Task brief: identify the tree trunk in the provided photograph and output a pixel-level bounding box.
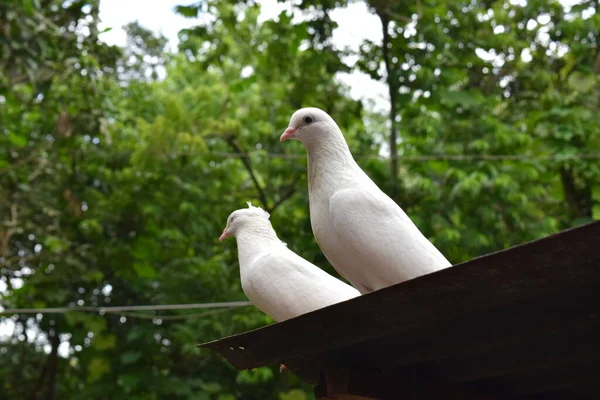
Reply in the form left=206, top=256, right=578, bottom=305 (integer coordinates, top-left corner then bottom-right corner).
left=378, top=12, right=399, bottom=199
left=560, top=167, right=592, bottom=221
left=46, top=326, right=60, bottom=400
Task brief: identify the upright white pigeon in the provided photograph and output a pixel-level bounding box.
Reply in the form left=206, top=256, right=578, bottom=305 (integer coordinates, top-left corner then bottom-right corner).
left=219, top=202, right=360, bottom=322
left=280, top=107, right=452, bottom=293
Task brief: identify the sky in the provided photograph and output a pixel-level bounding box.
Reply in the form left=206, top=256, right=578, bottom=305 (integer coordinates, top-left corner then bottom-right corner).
left=97, top=0, right=390, bottom=110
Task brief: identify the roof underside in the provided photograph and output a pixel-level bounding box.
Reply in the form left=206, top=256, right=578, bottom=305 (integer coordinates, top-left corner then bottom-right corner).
left=201, top=221, right=600, bottom=399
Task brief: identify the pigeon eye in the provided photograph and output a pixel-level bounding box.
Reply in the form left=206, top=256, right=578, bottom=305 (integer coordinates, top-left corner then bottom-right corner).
left=304, top=116, right=313, bottom=124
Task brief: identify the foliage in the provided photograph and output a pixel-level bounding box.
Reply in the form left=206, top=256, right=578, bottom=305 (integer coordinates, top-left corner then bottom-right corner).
left=1, top=0, right=599, bottom=399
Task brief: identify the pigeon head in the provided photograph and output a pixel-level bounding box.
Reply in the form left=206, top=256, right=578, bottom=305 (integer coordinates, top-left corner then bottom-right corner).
left=280, top=107, right=341, bottom=145
left=219, top=202, right=271, bottom=241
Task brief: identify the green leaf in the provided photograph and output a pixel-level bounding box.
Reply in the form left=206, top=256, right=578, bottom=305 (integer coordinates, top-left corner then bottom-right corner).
left=93, top=334, right=117, bottom=351
left=236, top=367, right=274, bottom=384
left=559, top=53, right=576, bottom=80
left=133, top=261, right=157, bottom=278
left=593, top=205, right=600, bottom=221
left=174, top=5, right=199, bottom=18
left=126, top=329, right=143, bottom=342
left=179, top=201, right=197, bottom=213
left=279, top=389, right=307, bottom=400
left=44, top=235, right=69, bottom=253
left=121, top=351, right=142, bottom=364
left=119, top=373, right=140, bottom=388
left=440, top=89, right=484, bottom=107
left=79, top=219, right=104, bottom=236
left=592, top=187, right=600, bottom=202
left=567, top=72, right=596, bottom=93
left=199, top=382, right=222, bottom=394
left=133, top=237, right=159, bottom=260
left=88, top=357, right=111, bottom=382
left=9, top=133, right=28, bottom=147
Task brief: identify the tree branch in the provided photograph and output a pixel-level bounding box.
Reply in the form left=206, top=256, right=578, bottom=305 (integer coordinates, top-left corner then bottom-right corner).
left=225, top=138, right=269, bottom=211
left=382, top=8, right=411, bottom=23
left=30, top=348, right=50, bottom=400
left=28, top=158, right=48, bottom=182
left=0, top=151, right=40, bottom=173
left=560, top=167, right=585, bottom=219
left=1, top=203, right=19, bottom=257
left=45, top=327, right=59, bottom=400
left=377, top=11, right=400, bottom=199
left=269, top=173, right=303, bottom=214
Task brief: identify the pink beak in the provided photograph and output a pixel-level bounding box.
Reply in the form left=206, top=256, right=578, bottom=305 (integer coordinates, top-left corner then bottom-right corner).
left=218, top=228, right=229, bottom=242
left=280, top=126, right=296, bottom=142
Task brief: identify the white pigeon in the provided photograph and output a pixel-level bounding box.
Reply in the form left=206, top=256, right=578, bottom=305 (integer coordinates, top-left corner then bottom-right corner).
left=219, top=202, right=360, bottom=322
left=280, top=107, right=452, bottom=293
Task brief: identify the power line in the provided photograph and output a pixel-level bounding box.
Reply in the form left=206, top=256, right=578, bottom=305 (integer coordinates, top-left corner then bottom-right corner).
left=4, top=151, right=598, bottom=177
left=207, top=151, right=600, bottom=161
left=115, top=307, right=246, bottom=321
left=0, top=301, right=252, bottom=316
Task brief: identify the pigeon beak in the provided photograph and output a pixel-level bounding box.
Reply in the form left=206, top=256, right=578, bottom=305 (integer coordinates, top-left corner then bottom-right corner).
left=280, top=126, right=296, bottom=142
left=218, top=228, right=229, bottom=241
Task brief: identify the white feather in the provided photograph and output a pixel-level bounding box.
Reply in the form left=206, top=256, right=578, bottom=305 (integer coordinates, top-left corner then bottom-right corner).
left=283, top=107, right=452, bottom=293
left=225, top=204, right=359, bottom=322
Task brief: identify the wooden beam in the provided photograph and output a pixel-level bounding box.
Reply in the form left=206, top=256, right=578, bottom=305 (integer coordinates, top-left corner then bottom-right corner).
left=315, top=368, right=502, bottom=400
left=345, top=284, right=599, bottom=372
left=426, top=319, right=600, bottom=382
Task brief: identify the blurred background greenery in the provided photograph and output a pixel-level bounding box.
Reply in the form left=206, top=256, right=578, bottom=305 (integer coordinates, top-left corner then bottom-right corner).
left=1, top=0, right=599, bottom=399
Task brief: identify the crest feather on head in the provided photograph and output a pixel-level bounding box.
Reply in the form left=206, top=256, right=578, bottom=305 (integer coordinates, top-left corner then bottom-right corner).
left=245, top=202, right=270, bottom=220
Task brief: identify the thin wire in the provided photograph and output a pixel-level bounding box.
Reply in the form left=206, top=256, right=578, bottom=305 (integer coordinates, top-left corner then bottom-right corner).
left=206, top=151, right=600, bottom=161
left=0, top=301, right=252, bottom=315
left=106, top=306, right=251, bottom=320
left=3, top=151, right=598, bottom=176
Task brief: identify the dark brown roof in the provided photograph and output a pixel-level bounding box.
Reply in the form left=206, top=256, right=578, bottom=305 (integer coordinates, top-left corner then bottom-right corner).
left=200, top=221, right=600, bottom=399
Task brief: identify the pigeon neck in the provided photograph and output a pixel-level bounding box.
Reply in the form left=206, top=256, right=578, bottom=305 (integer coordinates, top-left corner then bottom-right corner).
left=305, top=130, right=360, bottom=189
left=235, top=224, right=283, bottom=265
left=304, top=126, right=353, bottom=160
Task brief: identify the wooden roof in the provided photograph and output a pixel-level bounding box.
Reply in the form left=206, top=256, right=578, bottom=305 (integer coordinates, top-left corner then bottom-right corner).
left=200, top=221, right=600, bottom=399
